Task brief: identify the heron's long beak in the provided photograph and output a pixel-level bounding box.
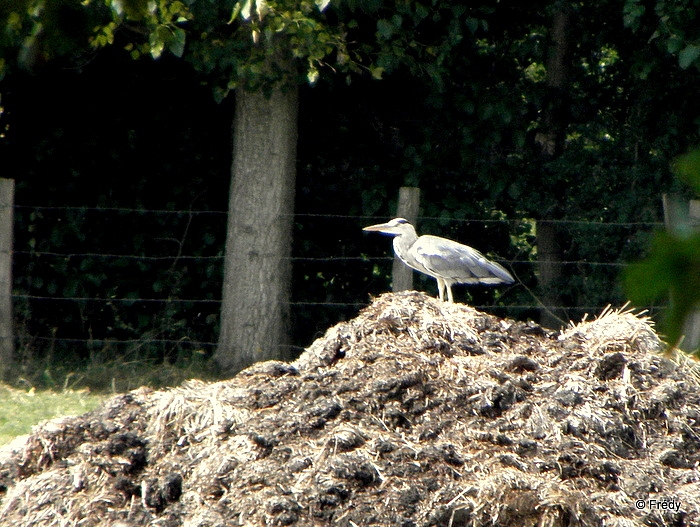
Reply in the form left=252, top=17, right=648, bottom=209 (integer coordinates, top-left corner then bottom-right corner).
left=363, top=222, right=394, bottom=232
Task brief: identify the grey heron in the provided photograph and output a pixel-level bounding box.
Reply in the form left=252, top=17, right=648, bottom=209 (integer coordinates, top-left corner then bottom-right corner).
left=363, top=217, right=514, bottom=303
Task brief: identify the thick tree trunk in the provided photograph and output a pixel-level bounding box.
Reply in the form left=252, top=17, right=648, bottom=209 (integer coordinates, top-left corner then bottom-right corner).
left=214, top=87, right=298, bottom=375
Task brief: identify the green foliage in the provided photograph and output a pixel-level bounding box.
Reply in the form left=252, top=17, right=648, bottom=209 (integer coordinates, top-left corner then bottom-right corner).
left=81, top=0, right=353, bottom=97
left=0, top=0, right=108, bottom=76
left=626, top=231, right=700, bottom=347
left=624, top=0, right=700, bottom=70
left=675, top=148, right=700, bottom=189
left=0, top=0, right=356, bottom=96
left=83, top=0, right=191, bottom=59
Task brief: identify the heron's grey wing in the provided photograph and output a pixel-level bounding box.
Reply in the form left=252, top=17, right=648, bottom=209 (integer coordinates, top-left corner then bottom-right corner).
left=412, top=235, right=514, bottom=285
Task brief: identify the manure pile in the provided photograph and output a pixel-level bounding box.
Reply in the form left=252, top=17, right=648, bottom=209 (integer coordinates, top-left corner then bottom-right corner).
left=1, top=291, right=700, bottom=527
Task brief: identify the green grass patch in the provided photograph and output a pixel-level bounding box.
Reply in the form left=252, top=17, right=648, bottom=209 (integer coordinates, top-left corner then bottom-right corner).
left=0, top=350, right=223, bottom=446
left=0, top=383, right=108, bottom=446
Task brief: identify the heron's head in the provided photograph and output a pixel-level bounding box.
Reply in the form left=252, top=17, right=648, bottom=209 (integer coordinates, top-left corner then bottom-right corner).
left=362, top=218, right=415, bottom=237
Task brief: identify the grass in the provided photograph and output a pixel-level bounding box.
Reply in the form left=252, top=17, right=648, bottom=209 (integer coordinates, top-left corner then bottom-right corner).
left=0, top=383, right=108, bottom=446
left=0, top=350, right=223, bottom=447
left=12, top=347, right=221, bottom=392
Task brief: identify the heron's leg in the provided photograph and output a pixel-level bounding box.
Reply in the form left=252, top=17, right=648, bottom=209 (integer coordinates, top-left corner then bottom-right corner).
left=446, top=285, right=454, bottom=303
left=436, top=278, right=445, bottom=301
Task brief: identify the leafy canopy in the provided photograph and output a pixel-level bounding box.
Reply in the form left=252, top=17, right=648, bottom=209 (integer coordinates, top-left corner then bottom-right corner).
left=1, top=0, right=352, bottom=98
left=625, top=0, right=700, bottom=71
left=1, top=0, right=505, bottom=100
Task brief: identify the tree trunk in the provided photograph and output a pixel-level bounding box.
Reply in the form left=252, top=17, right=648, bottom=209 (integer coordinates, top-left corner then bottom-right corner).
left=535, top=7, right=571, bottom=158
left=214, top=86, right=298, bottom=375
left=537, top=6, right=571, bottom=327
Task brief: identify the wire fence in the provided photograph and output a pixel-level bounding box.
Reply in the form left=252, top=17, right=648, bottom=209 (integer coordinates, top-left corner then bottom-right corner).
left=7, top=205, right=664, bottom=360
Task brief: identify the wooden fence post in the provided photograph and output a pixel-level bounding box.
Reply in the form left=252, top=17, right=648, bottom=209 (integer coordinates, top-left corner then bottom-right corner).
left=537, top=219, right=566, bottom=329
left=0, top=179, right=14, bottom=377
left=663, top=194, right=700, bottom=350
left=392, top=187, right=420, bottom=293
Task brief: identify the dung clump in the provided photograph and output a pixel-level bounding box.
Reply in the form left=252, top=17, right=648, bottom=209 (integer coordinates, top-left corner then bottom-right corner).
left=1, top=291, right=699, bottom=526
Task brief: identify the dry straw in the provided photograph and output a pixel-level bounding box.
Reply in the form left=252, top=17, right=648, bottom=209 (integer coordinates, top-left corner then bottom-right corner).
left=1, top=291, right=699, bottom=526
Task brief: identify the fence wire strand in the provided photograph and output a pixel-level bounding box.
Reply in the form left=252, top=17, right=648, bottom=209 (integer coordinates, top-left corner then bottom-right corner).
left=6, top=206, right=664, bottom=355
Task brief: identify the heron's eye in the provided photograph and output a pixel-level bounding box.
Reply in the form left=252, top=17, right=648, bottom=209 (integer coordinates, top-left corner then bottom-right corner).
left=395, top=219, right=408, bottom=224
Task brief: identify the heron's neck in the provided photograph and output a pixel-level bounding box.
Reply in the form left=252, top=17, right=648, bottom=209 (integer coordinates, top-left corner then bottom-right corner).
left=392, top=229, right=418, bottom=262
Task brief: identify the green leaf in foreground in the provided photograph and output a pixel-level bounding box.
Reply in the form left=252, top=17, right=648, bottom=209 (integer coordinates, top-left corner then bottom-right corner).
left=674, top=149, right=700, bottom=192
left=625, top=231, right=700, bottom=348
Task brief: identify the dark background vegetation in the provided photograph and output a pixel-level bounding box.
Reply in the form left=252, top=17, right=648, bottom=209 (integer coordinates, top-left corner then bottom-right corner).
left=1, top=0, right=699, bottom=387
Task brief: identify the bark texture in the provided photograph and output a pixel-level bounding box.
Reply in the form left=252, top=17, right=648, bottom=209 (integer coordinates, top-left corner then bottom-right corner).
left=214, top=87, right=298, bottom=375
